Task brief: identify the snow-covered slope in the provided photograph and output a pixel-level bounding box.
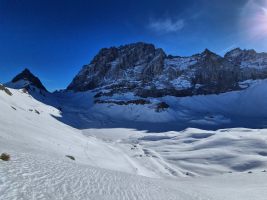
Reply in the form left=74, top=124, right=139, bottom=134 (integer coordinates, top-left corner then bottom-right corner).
left=173, top=78, right=267, bottom=118
left=83, top=127, right=267, bottom=177
left=57, top=79, right=267, bottom=131
left=2, top=68, right=267, bottom=200
left=5, top=78, right=265, bottom=177
left=1, top=84, right=267, bottom=199
left=0, top=86, right=157, bottom=176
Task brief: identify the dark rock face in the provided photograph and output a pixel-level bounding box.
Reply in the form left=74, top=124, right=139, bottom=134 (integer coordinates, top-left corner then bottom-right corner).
left=225, top=48, right=267, bottom=80
left=67, top=42, right=166, bottom=92
left=12, top=68, right=47, bottom=91
left=191, top=49, right=240, bottom=94
left=67, top=42, right=267, bottom=98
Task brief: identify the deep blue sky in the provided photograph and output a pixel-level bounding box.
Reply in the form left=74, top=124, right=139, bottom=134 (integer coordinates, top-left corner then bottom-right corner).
left=1, top=0, right=267, bottom=91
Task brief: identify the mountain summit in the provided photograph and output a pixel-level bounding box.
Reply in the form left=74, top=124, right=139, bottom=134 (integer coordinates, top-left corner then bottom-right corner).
left=67, top=42, right=166, bottom=92
left=9, top=68, right=47, bottom=91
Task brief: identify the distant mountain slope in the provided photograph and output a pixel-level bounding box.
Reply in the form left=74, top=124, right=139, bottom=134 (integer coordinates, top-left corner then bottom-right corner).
left=6, top=68, right=47, bottom=91
left=67, top=42, right=267, bottom=98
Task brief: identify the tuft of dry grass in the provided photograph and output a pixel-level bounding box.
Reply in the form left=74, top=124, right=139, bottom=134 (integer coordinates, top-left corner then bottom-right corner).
left=0, top=153, right=10, bottom=161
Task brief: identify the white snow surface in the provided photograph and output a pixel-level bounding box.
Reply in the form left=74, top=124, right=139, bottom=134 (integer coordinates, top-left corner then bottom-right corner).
left=1, top=152, right=267, bottom=200
left=82, top=79, right=267, bottom=127
left=1, top=83, right=267, bottom=199
left=0, top=88, right=154, bottom=176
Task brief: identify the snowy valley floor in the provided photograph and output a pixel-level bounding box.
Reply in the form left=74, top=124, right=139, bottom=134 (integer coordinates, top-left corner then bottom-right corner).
left=1, top=86, right=267, bottom=199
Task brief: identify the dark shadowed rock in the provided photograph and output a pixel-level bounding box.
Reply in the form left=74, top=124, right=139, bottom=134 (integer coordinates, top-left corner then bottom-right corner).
left=191, top=49, right=240, bottom=94
left=11, top=68, right=47, bottom=92
left=67, top=42, right=166, bottom=92
left=225, top=48, right=267, bottom=80
left=0, top=85, right=12, bottom=96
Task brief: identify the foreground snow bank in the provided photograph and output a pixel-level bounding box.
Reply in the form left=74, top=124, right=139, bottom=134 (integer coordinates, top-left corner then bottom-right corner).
left=0, top=152, right=194, bottom=200
left=1, top=152, right=267, bottom=200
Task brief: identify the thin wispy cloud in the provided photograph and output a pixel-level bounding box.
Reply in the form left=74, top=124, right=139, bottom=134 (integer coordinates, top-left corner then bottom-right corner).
left=148, top=18, right=185, bottom=34
left=240, top=0, right=267, bottom=40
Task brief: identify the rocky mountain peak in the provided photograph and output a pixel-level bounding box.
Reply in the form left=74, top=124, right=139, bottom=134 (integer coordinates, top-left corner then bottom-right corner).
left=199, top=49, right=220, bottom=59
left=67, top=42, right=166, bottom=91
left=202, top=48, right=213, bottom=54
left=225, top=48, right=256, bottom=59
left=90, top=42, right=158, bottom=64
left=11, top=68, right=47, bottom=91
left=67, top=42, right=267, bottom=98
